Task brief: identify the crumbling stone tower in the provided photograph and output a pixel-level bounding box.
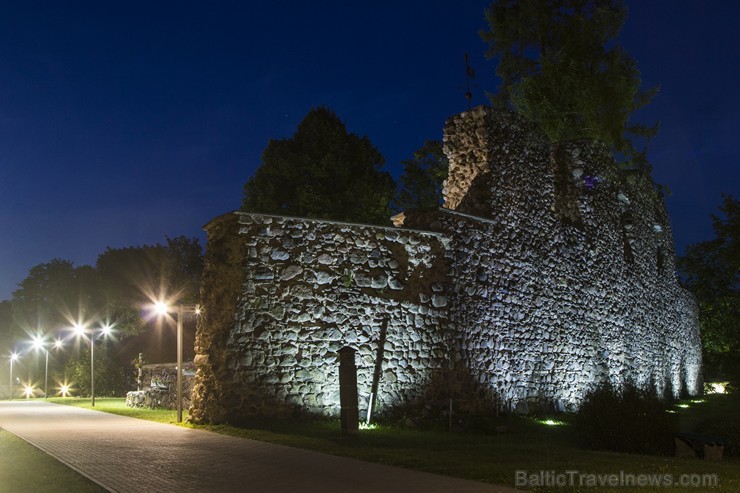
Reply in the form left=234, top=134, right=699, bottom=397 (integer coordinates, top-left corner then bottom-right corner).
left=428, top=107, right=700, bottom=411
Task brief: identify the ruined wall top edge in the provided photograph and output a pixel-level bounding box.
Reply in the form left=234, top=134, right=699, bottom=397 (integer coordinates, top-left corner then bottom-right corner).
left=231, top=211, right=447, bottom=238
left=441, top=106, right=668, bottom=227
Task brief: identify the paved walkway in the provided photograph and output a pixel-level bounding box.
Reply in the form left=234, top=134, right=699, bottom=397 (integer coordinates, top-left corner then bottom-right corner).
left=0, top=401, right=524, bottom=493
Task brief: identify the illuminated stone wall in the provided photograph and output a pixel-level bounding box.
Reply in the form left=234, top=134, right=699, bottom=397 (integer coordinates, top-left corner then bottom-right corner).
left=191, top=213, right=453, bottom=420
left=431, top=107, right=701, bottom=411
left=190, top=107, right=702, bottom=423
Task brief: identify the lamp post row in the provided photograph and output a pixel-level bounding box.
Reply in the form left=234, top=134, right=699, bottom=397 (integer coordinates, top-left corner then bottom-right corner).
left=7, top=331, right=93, bottom=401
left=6, top=303, right=200, bottom=421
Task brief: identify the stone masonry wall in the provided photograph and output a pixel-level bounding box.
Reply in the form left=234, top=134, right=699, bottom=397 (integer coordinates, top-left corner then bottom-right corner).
left=190, top=213, right=249, bottom=423
left=190, top=106, right=702, bottom=423
left=192, top=213, right=451, bottom=421
left=433, top=107, right=701, bottom=411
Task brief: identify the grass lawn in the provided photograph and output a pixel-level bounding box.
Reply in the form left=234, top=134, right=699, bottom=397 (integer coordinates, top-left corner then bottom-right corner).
left=46, top=394, right=740, bottom=492
left=48, top=397, right=179, bottom=423
left=0, top=428, right=105, bottom=493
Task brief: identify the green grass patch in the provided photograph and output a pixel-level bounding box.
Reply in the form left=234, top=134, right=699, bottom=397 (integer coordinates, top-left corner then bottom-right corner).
left=48, top=395, right=740, bottom=492
left=47, top=397, right=179, bottom=424
left=0, top=428, right=105, bottom=493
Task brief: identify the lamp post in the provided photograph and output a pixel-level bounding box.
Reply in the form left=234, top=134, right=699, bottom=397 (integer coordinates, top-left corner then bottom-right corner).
left=31, top=335, right=60, bottom=399
left=155, top=302, right=200, bottom=423
left=31, top=336, right=49, bottom=399
left=8, top=352, right=19, bottom=400
left=73, top=323, right=111, bottom=407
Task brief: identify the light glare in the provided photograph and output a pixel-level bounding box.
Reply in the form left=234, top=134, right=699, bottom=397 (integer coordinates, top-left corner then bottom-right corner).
left=73, top=324, right=86, bottom=336
left=56, top=379, right=73, bottom=397
left=32, top=335, right=44, bottom=349
left=155, top=301, right=169, bottom=315
left=708, top=382, right=728, bottom=395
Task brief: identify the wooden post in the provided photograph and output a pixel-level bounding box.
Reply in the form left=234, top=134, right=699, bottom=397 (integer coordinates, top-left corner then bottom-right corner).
left=338, top=346, right=359, bottom=435
left=367, top=319, right=388, bottom=424
left=449, top=398, right=453, bottom=432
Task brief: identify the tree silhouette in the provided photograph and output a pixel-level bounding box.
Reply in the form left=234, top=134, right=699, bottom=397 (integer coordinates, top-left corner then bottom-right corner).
left=678, top=195, right=739, bottom=360
left=241, top=107, right=395, bottom=225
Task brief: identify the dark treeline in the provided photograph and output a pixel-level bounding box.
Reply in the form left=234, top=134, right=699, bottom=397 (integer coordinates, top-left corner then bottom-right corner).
left=0, top=236, right=203, bottom=397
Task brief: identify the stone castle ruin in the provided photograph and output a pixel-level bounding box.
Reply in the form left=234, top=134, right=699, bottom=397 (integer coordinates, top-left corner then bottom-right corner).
left=189, top=107, right=702, bottom=424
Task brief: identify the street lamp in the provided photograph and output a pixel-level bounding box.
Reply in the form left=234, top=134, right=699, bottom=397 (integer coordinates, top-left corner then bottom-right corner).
left=154, top=301, right=201, bottom=423
left=31, top=335, right=60, bottom=399
left=8, top=352, right=19, bottom=400
left=73, top=323, right=112, bottom=407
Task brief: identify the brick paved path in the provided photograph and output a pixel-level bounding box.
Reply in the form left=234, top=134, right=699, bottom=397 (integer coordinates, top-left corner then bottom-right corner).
left=0, top=401, right=524, bottom=493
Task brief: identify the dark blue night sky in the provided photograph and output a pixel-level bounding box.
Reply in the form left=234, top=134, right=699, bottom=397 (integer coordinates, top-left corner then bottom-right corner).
left=1, top=1, right=738, bottom=300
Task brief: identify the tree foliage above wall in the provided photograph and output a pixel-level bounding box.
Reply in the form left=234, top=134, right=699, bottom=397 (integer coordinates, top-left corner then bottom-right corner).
left=394, top=140, right=449, bottom=212
left=241, top=107, right=396, bottom=225
left=481, top=0, right=658, bottom=169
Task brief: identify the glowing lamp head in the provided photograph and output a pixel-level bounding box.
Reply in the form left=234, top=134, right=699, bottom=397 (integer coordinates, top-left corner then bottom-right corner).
left=10, top=352, right=19, bottom=362
left=59, top=384, right=70, bottom=397
left=73, top=324, right=86, bottom=337
left=32, top=335, right=44, bottom=350
left=54, top=339, right=63, bottom=349
left=101, top=325, right=112, bottom=336
left=24, top=385, right=34, bottom=398
left=155, top=301, right=169, bottom=316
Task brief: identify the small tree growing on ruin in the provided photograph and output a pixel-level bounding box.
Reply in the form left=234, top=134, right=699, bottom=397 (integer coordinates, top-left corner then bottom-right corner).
left=394, top=140, right=448, bottom=211
left=241, top=107, right=396, bottom=225
left=481, top=0, right=658, bottom=169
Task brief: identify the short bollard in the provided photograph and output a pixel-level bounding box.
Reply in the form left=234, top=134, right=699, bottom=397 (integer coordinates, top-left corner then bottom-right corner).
left=338, top=346, right=359, bottom=435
